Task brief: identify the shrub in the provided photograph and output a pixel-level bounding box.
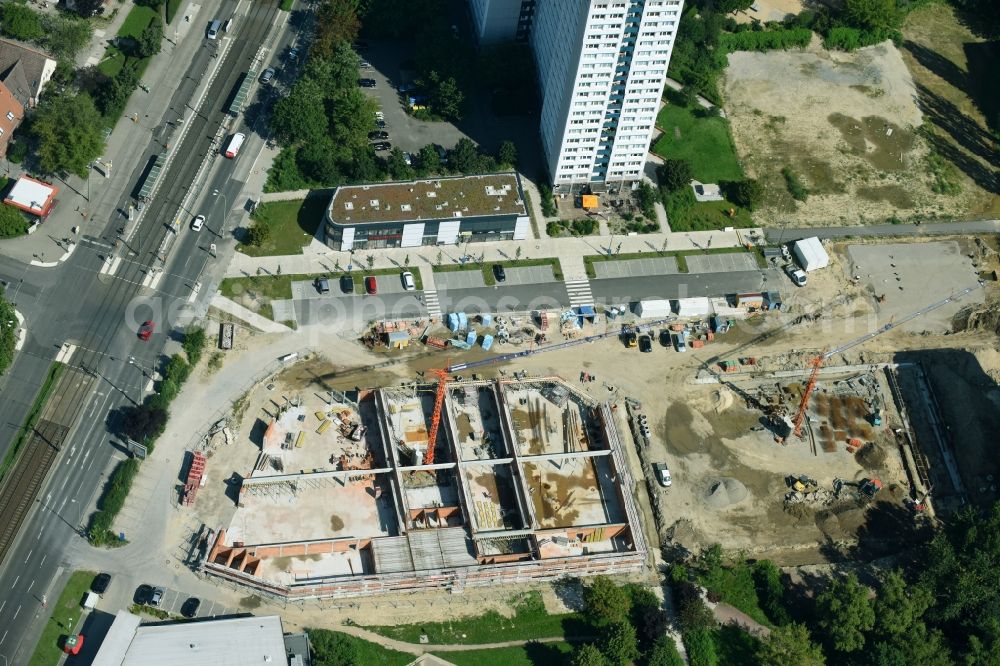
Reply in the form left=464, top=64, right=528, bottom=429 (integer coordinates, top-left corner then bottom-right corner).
left=546, top=221, right=562, bottom=236
left=720, top=27, right=812, bottom=52
left=571, top=218, right=598, bottom=235
left=753, top=560, right=793, bottom=625
left=539, top=184, right=558, bottom=217
left=724, top=179, right=764, bottom=211
left=657, top=159, right=694, bottom=193
left=636, top=181, right=658, bottom=218
left=182, top=327, right=206, bottom=366
left=246, top=222, right=271, bottom=247
left=87, top=458, right=141, bottom=545
left=781, top=166, right=809, bottom=201
left=684, top=629, right=720, bottom=666
left=823, top=26, right=900, bottom=50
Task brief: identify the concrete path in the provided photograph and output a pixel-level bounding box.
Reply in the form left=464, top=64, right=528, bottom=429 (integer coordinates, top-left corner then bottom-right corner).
left=335, top=624, right=585, bottom=655
left=663, top=77, right=725, bottom=117
left=210, top=294, right=293, bottom=332
left=767, top=219, right=1000, bottom=242
left=224, top=227, right=759, bottom=278
left=712, top=601, right=772, bottom=639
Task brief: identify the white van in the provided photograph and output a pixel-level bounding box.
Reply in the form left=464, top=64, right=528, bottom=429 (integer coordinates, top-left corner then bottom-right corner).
left=207, top=20, right=221, bottom=40
left=224, top=133, right=245, bottom=158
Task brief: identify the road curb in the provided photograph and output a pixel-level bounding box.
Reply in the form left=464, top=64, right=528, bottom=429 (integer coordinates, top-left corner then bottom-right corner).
left=29, top=242, right=77, bottom=268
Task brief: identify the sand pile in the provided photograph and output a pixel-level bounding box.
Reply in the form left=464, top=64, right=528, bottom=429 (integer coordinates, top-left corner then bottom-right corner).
left=704, top=478, right=749, bottom=508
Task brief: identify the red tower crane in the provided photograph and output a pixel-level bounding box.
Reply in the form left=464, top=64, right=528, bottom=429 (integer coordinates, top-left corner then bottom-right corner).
left=790, top=282, right=982, bottom=439
left=423, top=368, right=450, bottom=465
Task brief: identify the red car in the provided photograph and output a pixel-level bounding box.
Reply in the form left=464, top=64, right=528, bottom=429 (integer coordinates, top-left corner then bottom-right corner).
left=138, top=320, right=155, bottom=341
left=365, top=276, right=377, bottom=294
left=64, top=634, right=84, bottom=655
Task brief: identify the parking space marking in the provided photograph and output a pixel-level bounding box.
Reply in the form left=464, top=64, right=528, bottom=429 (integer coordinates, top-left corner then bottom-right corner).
left=593, top=257, right=679, bottom=279
left=435, top=270, right=485, bottom=290
left=505, top=265, right=555, bottom=285
left=686, top=253, right=757, bottom=273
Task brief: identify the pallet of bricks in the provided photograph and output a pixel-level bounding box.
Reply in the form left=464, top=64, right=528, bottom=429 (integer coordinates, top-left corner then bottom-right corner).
left=182, top=451, right=206, bottom=505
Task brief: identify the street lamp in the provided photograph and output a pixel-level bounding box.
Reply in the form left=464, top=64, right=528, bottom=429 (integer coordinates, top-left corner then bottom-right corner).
left=128, top=356, right=151, bottom=405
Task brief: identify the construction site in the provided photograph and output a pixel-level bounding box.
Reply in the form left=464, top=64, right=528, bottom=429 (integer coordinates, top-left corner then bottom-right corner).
left=193, top=374, right=646, bottom=599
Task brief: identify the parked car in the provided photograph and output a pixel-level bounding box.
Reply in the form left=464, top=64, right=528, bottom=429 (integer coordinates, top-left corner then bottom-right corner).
left=372, top=142, right=391, bottom=151
left=365, top=276, right=377, bottom=294
left=359, top=60, right=372, bottom=69
left=314, top=277, right=330, bottom=294
left=138, top=320, right=155, bottom=341
left=375, top=119, right=387, bottom=129
left=401, top=271, right=415, bottom=291
left=191, top=214, right=205, bottom=231
left=402, top=152, right=412, bottom=166
left=149, top=587, right=165, bottom=606
left=181, top=597, right=201, bottom=618
left=672, top=332, right=687, bottom=353
left=368, top=131, right=389, bottom=140
left=340, top=274, right=355, bottom=293
left=288, top=46, right=300, bottom=61
left=91, top=573, right=112, bottom=595
left=492, top=264, right=506, bottom=282
left=134, top=584, right=152, bottom=605
left=785, top=264, right=808, bottom=287
left=358, top=78, right=377, bottom=88
left=659, top=329, right=671, bottom=347
left=638, top=335, right=653, bottom=353
left=259, top=67, right=275, bottom=84
left=652, top=462, right=673, bottom=487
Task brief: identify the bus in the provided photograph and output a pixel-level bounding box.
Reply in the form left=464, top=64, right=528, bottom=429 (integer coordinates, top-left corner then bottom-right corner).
left=224, top=132, right=245, bottom=158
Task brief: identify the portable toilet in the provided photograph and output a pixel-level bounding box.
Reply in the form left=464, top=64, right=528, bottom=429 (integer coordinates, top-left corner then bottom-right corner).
left=458, top=312, right=469, bottom=330
left=466, top=330, right=477, bottom=346
left=480, top=313, right=493, bottom=327
left=482, top=334, right=494, bottom=351
left=448, top=313, right=459, bottom=331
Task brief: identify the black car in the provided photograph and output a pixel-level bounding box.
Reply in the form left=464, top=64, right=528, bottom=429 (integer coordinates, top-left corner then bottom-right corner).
left=314, top=277, right=330, bottom=294
left=492, top=264, right=506, bottom=282
left=340, top=274, right=355, bottom=293
left=134, top=584, right=152, bottom=605
left=368, top=131, right=389, bottom=140
left=372, top=142, right=391, bottom=151
left=358, top=78, right=377, bottom=88
left=375, top=119, right=387, bottom=129
left=181, top=597, right=202, bottom=618
left=639, top=335, right=653, bottom=353
left=91, top=573, right=112, bottom=595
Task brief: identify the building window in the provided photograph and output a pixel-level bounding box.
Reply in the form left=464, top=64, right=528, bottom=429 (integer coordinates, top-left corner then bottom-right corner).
left=5, top=112, right=13, bottom=121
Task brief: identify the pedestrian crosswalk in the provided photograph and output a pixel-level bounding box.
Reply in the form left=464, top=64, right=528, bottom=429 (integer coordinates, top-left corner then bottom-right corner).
left=423, top=289, right=442, bottom=317
left=564, top=279, right=594, bottom=307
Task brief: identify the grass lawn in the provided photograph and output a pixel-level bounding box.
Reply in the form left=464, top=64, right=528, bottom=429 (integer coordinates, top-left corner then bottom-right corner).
left=96, top=5, right=159, bottom=78
left=583, top=246, right=755, bottom=278
left=367, top=591, right=587, bottom=645
left=280, top=0, right=295, bottom=9
left=665, top=188, right=755, bottom=232
left=435, top=642, right=575, bottom=666
left=308, top=629, right=411, bottom=666
left=652, top=89, right=744, bottom=184
left=27, top=570, right=96, bottom=666
left=0, top=363, right=63, bottom=485
left=238, top=197, right=327, bottom=257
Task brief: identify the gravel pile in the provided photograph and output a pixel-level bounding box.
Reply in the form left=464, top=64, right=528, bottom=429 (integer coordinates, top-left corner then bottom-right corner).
left=704, top=477, right=749, bottom=508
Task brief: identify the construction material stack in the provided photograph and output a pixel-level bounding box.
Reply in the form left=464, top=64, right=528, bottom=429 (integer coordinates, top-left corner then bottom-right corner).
left=182, top=452, right=206, bottom=506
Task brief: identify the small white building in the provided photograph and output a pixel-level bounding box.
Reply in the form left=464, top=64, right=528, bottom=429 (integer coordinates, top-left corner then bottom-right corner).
left=673, top=297, right=714, bottom=318
left=635, top=299, right=672, bottom=319
left=792, top=237, right=830, bottom=272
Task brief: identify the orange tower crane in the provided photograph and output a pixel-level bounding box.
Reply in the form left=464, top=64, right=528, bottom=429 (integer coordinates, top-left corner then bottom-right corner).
left=790, top=282, right=982, bottom=439
left=423, top=368, right=450, bottom=465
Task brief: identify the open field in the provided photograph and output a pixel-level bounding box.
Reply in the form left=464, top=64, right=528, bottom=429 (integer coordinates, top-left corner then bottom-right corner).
left=900, top=2, right=1000, bottom=218
left=652, top=90, right=744, bottom=184
left=724, top=38, right=982, bottom=227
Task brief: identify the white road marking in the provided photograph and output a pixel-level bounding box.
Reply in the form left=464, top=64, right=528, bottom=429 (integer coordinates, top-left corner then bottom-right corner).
left=0, top=629, right=6, bottom=645
left=27, top=580, right=33, bottom=592
left=13, top=575, right=19, bottom=586
left=24, top=550, right=31, bottom=564
left=39, top=554, right=46, bottom=566
left=12, top=605, right=20, bottom=620
left=1, top=599, right=6, bottom=613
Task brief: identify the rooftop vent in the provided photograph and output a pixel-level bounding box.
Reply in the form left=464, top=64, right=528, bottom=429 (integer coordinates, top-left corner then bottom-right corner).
left=427, top=191, right=437, bottom=198
left=344, top=202, right=354, bottom=210
left=453, top=211, right=463, bottom=217
left=370, top=199, right=380, bottom=207
left=400, top=204, right=412, bottom=212
left=435, top=181, right=442, bottom=188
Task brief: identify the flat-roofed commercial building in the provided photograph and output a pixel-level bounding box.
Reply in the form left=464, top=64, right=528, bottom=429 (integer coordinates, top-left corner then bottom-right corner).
left=323, top=172, right=529, bottom=251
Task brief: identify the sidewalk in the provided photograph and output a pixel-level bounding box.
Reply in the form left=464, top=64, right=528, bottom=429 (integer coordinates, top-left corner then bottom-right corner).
left=224, top=227, right=762, bottom=282
left=0, top=0, right=222, bottom=266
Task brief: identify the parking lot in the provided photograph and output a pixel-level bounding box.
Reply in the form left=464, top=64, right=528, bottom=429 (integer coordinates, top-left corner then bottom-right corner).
left=132, top=585, right=239, bottom=620
left=685, top=252, right=760, bottom=273
left=593, top=257, right=680, bottom=279
left=435, top=269, right=486, bottom=290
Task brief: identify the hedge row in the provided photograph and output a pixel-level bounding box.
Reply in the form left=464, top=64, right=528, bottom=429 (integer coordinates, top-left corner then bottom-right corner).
left=87, top=458, right=140, bottom=545
left=822, top=26, right=900, bottom=51
left=720, top=27, right=813, bottom=52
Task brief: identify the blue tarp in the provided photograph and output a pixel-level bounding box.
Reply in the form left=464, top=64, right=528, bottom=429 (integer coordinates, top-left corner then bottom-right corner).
left=482, top=334, right=494, bottom=351
left=575, top=305, right=597, bottom=328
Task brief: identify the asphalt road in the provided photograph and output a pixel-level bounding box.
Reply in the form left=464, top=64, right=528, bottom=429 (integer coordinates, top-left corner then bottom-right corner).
left=0, top=2, right=284, bottom=661
left=766, top=219, right=1000, bottom=242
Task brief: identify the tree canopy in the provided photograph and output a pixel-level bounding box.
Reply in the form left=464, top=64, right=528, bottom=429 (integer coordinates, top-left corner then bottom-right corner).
left=816, top=574, right=875, bottom=653
left=583, top=576, right=632, bottom=628
left=30, top=92, right=105, bottom=177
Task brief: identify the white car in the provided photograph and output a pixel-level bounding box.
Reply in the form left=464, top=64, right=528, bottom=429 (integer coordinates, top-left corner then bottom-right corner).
left=401, top=271, right=415, bottom=291
left=191, top=215, right=205, bottom=231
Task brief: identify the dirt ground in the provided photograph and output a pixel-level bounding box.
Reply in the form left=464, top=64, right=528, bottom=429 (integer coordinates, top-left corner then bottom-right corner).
left=733, top=0, right=805, bottom=24
left=724, top=38, right=981, bottom=227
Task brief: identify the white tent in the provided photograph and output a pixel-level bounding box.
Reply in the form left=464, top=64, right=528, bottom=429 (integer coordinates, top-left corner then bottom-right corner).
left=792, top=237, right=829, bottom=272
left=636, top=299, right=672, bottom=318
left=673, top=297, right=714, bottom=317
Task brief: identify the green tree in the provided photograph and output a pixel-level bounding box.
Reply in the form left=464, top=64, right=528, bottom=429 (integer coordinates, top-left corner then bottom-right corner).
left=869, top=621, right=952, bottom=666
left=69, top=0, right=105, bottom=17
left=871, top=570, right=932, bottom=640
left=432, top=74, right=464, bottom=121
left=96, top=62, right=141, bottom=119
left=182, top=327, right=206, bottom=366
left=816, top=573, right=875, bottom=653
left=0, top=205, right=29, bottom=238
left=387, top=148, right=415, bottom=180
left=717, top=0, right=755, bottom=12
left=271, top=79, right=328, bottom=146
left=246, top=223, right=271, bottom=247
left=843, top=0, right=899, bottom=31
left=729, top=178, right=764, bottom=211
left=656, top=159, right=694, bottom=193
left=44, top=15, right=93, bottom=60
left=309, top=629, right=360, bottom=665
left=646, top=636, right=685, bottom=666
left=312, top=0, right=362, bottom=60
left=600, top=622, right=639, bottom=666
left=305, top=44, right=359, bottom=91
left=636, top=181, right=658, bottom=218
left=497, top=140, right=518, bottom=168
left=0, top=4, right=44, bottom=41
left=570, top=643, right=606, bottom=666
left=417, top=145, right=442, bottom=174
left=757, top=623, right=825, bottom=665
left=135, top=16, right=164, bottom=59
left=30, top=92, right=104, bottom=177
left=753, top=560, right=792, bottom=625
left=298, top=136, right=343, bottom=185
left=447, top=138, right=482, bottom=175
left=583, top=576, right=631, bottom=628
